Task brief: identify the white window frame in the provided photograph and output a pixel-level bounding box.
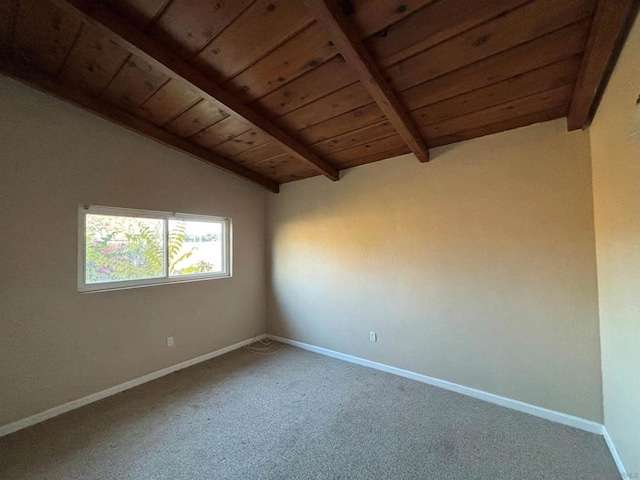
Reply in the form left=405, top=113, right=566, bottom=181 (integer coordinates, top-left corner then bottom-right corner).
left=78, top=205, right=232, bottom=293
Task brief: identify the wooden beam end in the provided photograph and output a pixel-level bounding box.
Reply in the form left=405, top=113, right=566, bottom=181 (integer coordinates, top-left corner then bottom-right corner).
left=416, top=150, right=430, bottom=162
left=566, top=106, right=586, bottom=131
left=326, top=168, right=341, bottom=181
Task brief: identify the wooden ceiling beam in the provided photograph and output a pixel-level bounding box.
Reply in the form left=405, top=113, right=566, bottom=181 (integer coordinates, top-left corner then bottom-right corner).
left=49, top=0, right=340, bottom=181
left=304, top=0, right=430, bottom=162
left=567, top=0, right=640, bottom=130
left=0, top=56, right=280, bottom=193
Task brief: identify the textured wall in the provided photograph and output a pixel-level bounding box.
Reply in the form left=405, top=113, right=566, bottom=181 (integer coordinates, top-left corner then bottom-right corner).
left=0, top=77, right=267, bottom=426
left=267, top=119, right=603, bottom=422
left=590, top=13, right=640, bottom=473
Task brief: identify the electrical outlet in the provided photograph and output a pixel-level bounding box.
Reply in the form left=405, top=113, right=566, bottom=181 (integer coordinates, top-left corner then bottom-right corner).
left=167, top=336, right=174, bottom=347
left=369, top=331, right=377, bottom=342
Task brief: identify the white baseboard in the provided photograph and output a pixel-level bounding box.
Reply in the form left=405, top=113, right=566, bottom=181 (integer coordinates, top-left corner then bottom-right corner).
left=603, top=427, right=628, bottom=479
left=268, top=334, right=604, bottom=435
left=2, top=332, right=610, bottom=446
left=0, top=334, right=267, bottom=438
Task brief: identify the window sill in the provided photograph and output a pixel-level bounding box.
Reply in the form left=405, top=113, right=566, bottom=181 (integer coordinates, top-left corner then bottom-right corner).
left=78, top=273, right=232, bottom=294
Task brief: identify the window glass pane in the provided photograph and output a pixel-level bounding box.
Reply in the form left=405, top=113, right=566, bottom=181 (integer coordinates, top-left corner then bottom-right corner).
left=85, top=214, right=165, bottom=283
left=168, top=219, right=223, bottom=276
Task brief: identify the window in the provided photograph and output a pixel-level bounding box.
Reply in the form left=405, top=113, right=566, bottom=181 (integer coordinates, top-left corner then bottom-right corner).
left=78, top=205, right=231, bottom=292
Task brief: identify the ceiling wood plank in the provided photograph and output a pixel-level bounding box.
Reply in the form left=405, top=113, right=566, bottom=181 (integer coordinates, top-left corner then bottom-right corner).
left=191, top=116, right=252, bottom=150
left=279, top=169, right=320, bottom=183
left=13, top=0, right=82, bottom=75
left=101, top=54, right=168, bottom=113
left=304, top=0, right=430, bottom=162
left=253, top=55, right=357, bottom=120
left=335, top=143, right=412, bottom=170
left=149, top=0, right=253, bottom=56
left=352, top=0, right=436, bottom=37
left=429, top=106, right=569, bottom=148
left=250, top=153, right=314, bottom=178
left=296, top=55, right=581, bottom=151
left=214, top=130, right=272, bottom=157
left=50, top=0, right=340, bottom=181
left=234, top=143, right=287, bottom=167
left=386, top=0, right=596, bottom=93
left=399, top=20, right=591, bottom=112
left=224, top=22, right=337, bottom=102
left=567, top=0, right=640, bottom=130
left=296, top=102, right=386, bottom=144
left=367, top=0, right=531, bottom=68
left=164, top=99, right=228, bottom=138
left=411, top=56, right=582, bottom=128
left=0, top=57, right=279, bottom=193
left=311, top=119, right=395, bottom=155
left=195, top=0, right=311, bottom=80
left=275, top=18, right=590, bottom=140
left=273, top=81, right=371, bottom=131
left=327, top=133, right=407, bottom=165
left=420, top=84, right=573, bottom=140
left=137, top=78, right=200, bottom=126
left=102, top=0, right=170, bottom=30
left=59, top=23, right=130, bottom=95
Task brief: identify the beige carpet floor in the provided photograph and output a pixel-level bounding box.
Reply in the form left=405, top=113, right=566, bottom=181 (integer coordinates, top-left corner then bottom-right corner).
left=0, top=342, right=620, bottom=479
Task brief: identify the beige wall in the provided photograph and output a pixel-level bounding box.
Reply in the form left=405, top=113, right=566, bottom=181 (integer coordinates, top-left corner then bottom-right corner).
left=267, top=118, right=603, bottom=422
left=590, top=13, right=640, bottom=473
left=0, top=77, right=267, bottom=426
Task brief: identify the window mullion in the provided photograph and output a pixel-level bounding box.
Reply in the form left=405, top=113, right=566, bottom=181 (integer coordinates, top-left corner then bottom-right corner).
left=164, top=217, right=170, bottom=279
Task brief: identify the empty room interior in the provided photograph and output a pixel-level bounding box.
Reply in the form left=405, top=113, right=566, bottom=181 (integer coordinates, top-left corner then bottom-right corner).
left=1, top=0, right=639, bottom=478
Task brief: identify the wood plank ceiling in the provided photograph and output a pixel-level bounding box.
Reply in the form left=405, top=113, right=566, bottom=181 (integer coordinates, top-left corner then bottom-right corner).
left=1, top=0, right=637, bottom=192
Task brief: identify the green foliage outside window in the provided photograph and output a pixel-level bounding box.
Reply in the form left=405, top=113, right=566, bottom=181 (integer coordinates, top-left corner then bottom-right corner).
left=85, top=215, right=215, bottom=283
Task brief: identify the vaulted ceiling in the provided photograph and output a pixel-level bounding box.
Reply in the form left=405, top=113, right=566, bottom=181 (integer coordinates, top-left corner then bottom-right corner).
left=1, top=0, right=637, bottom=192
